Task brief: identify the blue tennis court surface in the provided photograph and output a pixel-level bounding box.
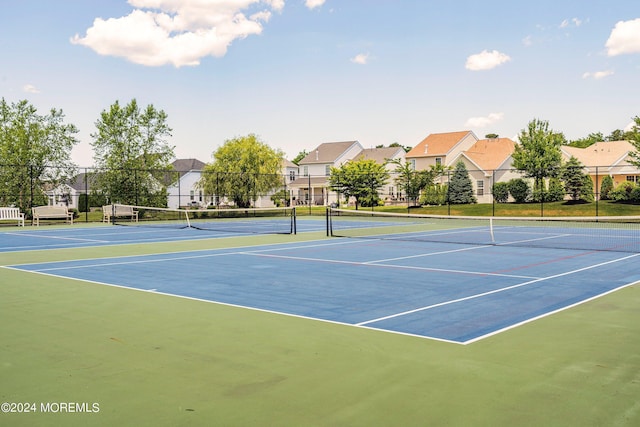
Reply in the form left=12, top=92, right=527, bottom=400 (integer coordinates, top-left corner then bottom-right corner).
left=0, top=218, right=327, bottom=252
left=7, top=235, right=640, bottom=344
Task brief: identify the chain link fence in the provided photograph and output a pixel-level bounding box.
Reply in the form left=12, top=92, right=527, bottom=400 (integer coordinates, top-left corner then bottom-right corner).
left=1, top=164, right=639, bottom=223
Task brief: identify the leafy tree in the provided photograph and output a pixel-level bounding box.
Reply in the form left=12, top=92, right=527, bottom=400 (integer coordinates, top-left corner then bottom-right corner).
left=388, top=158, right=444, bottom=206
left=581, top=174, right=595, bottom=202
left=420, top=184, right=448, bottom=205
left=199, top=134, right=284, bottom=208
left=292, top=150, right=308, bottom=165
left=626, top=116, right=640, bottom=167
left=567, top=132, right=604, bottom=148
left=0, top=98, right=78, bottom=212
left=600, top=175, right=614, bottom=200
left=329, top=159, right=390, bottom=210
left=447, top=161, right=476, bottom=204
left=508, top=178, right=531, bottom=203
left=561, top=156, right=591, bottom=201
left=91, top=99, right=174, bottom=206
left=492, top=181, right=509, bottom=203
left=512, top=119, right=565, bottom=197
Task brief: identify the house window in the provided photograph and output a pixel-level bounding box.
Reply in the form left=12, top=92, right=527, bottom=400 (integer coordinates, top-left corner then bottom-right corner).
left=190, top=190, right=195, bottom=201
left=435, top=157, right=442, bottom=166
left=303, top=166, right=309, bottom=176
left=626, top=176, right=638, bottom=183
left=410, top=159, right=416, bottom=171
left=325, top=165, right=331, bottom=176
left=198, top=190, right=203, bottom=202
left=289, top=170, right=296, bottom=181
left=476, top=180, right=484, bottom=196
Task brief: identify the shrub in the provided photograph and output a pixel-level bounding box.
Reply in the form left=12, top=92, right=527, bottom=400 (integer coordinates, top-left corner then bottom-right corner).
left=609, top=181, right=636, bottom=201
left=492, top=182, right=509, bottom=203
left=547, top=178, right=565, bottom=202
left=508, top=178, right=531, bottom=203
left=420, top=184, right=448, bottom=205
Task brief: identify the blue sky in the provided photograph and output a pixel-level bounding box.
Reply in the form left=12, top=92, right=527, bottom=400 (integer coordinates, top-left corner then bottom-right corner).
left=1, top=0, right=639, bottom=166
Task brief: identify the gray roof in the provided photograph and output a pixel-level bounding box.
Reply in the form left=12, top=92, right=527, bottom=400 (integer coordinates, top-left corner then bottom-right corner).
left=172, top=158, right=206, bottom=172
left=299, top=141, right=360, bottom=164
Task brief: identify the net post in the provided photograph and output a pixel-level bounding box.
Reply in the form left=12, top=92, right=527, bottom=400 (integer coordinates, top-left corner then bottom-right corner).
left=184, top=209, right=191, bottom=228
left=326, top=207, right=329, bottom=237
left=489, top=217, right=495, bottom=243
left=292, top=207, right=297, bottom=235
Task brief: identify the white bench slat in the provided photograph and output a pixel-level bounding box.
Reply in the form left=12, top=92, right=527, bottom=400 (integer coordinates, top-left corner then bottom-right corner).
left=0, top=207, right=25, bottom=226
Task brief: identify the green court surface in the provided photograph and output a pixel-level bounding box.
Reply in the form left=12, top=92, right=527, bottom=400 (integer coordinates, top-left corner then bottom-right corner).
left=1, top=230, right=639, bottom=426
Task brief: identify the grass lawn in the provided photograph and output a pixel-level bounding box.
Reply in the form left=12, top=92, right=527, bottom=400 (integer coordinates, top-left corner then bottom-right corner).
left=1, top=232, right=639, bottom=426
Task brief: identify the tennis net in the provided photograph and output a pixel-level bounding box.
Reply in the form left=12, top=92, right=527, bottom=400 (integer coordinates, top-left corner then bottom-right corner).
left=108, top=204, right=296, bottom=235
left=327, top=208, right=640, bottom=253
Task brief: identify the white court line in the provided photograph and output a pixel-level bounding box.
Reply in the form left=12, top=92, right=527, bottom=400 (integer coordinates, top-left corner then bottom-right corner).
left=243, top=252, right=538, bottom=279
left=5, top=232, right=109, bottom=243
left=19, top=239, right=363, bottom=272
left=356, top=252, right=640, bottom=327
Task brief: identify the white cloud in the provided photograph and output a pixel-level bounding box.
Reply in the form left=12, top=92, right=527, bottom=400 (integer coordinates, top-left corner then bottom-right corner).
left=71, top=0, right=285, bottom=67
left=522, top=35, right=533, bottom=47
left=350, top=53, right=369, bottom=65
left=465, top=50, right=511, bottom=71
left=23, top=84, right=41, bottom=94
left=582, top=70, right=614, bottom=80
left=464, top=112, right=504, bottom=128
left=305, top=0, right=325, bottom=9
left=606, top=18, right=640, bottom=56
left=560, top=17, right=583, bottom=29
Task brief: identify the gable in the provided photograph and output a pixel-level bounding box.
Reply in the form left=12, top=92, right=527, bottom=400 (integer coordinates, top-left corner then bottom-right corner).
left=299, top=141, right=363, bottom=164
left=406, top=131, right=475, bottom=158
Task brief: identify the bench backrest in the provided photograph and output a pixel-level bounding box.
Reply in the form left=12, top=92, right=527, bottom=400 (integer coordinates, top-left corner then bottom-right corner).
left=33, top=205, right=69, bottom=217
left=104, top=205, right=136, bottom=215
left=0, top=207, right=22, bottom=219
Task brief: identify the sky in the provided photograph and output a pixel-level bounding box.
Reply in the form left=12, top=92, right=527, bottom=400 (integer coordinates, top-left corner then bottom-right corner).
left=1, top=0, right=639, bottom=167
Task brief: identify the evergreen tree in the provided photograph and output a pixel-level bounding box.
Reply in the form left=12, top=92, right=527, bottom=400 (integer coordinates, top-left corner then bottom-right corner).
left=600, top=175, right=614, bottom=200
left=448, top=161, right=476, bottom=204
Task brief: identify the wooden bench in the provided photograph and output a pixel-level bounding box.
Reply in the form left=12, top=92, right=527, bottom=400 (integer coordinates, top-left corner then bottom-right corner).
left=103, top=204, right=139, bottom=223
left=0, top=207, right=25, bottom=226
left=32, top=205, right=73, bottom=226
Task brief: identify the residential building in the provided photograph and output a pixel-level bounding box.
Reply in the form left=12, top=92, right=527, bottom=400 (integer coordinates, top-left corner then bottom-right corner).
left=405, top=131, right=479, bottom=171
left=452, top=137, right=518, bottom=203
left=166, top=158, right=207, bottom=208
left=562, top=140, right=640, bottom=188
left=289, top=141, right=363, bottom=206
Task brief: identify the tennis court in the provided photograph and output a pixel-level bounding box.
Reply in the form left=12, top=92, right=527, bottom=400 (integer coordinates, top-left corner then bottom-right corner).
left=5, top=209, right=640, bottom=344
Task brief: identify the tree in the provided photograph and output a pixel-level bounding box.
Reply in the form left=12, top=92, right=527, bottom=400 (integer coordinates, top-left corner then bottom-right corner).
left=626, top=116, right=640, bottom=167
left=0, top=98, right=78, bottom=212
left=91, top=99, right=174, bottom=206
left=547, top=177, right=565, bottom=202
left=600, top=175, right=614, bottom=200
left=199, top=134, right=284, bottom=208
left=447, top=161, right=476, bottom=204
left=292, top=150, right=308, bottom=165
left=329, top=159, right=389, bottom=210
left=561, top=156, right=591, bottom=201
left=512, top=119, right=565, bottom=201
left=388, top=158, right=445, bottom=206
left=567, top=132, right=604, bottom=148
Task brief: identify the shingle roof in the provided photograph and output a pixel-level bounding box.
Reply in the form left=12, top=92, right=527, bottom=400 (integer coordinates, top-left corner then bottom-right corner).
left=171, top=158, right=206, bottom=172
left=463, top=137, right=515, bottom=171
left=299, top=141, right=360, bottom=164
left=562, top=140, right=634, bottom=167
left=406, top=131, right=473, bottom=158
left=354, top=147, right=404, bottom=164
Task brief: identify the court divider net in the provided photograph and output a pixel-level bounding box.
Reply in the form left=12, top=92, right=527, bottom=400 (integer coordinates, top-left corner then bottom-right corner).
left=109, top=204, right=296, bottom=235
left=327, top=207, right=640, bottom=253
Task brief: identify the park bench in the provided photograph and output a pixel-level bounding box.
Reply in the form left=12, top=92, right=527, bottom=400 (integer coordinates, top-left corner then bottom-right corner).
left=0, top=207, right=25, bottom=226
left=32, top=205, right=74, bottom=226
left=103, top=204, right=139, bottom=223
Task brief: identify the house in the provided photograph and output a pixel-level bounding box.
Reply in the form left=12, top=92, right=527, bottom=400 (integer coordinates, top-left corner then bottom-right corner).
left=166, top=158, right=207, bottom=208
left=45, top=172, right=100, bottom=210
left=561, top=140, right=640, bottom=189
left=405, top=131, right=479, bottom=171
left=452, top=137, right=518, bottom=203
left=289, top=141, right=364, bottom=206
left=353, top=146, right=407, bottom=203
